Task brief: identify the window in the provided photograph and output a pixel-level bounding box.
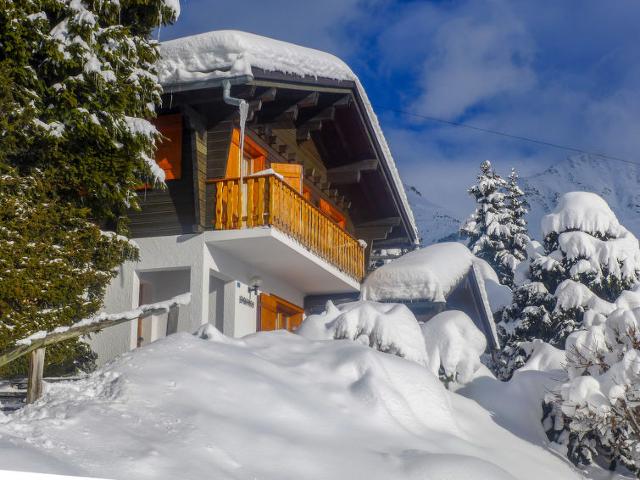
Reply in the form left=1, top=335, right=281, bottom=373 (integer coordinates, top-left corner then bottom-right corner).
left=153, top=114, right=183, bottom=180
left=259, top=293, right=304, bottom=332
left=225, top=129, right=267, bottom=178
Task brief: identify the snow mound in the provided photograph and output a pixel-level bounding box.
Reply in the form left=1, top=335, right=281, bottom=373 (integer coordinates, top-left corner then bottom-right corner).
left=541, top=191, right=622, bottom=237
left=0, top=331, right=580, bottom=480
left=362, top=242, right=474, bottom=302
left=297, top=300, right=428, bottom=366
left=421, top=310, right=487, bottom=384
left=518, top=340, right=565, bottom=373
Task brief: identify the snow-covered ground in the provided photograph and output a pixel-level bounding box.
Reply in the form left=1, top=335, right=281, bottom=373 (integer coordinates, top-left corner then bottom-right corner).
left=0, top=329, right=583, bottom=480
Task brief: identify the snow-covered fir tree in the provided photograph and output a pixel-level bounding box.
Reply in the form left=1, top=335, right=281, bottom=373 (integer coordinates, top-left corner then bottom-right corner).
left=497, top=192, right=640, bottom=379
left=461, top=161, right=513, bottom=285
left=0, top=0, right=179, bottom=226
left=0, top=0, right=178, bottom=374
left=501, top=168, right=530, bottom=274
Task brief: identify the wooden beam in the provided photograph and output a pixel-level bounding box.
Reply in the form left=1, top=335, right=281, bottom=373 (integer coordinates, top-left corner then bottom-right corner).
left=327, top=159, right=379, bottom=185
left=297, top=91, right=320, bottom=109
left=355, top=226, right=394, bottom=240
left=356, top=216, right=402, bottom=227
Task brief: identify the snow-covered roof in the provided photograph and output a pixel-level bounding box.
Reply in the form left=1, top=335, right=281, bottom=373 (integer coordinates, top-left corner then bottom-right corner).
left=158, top=30, right=418, bottom=243
left=361, top=242, right=475, bottom=303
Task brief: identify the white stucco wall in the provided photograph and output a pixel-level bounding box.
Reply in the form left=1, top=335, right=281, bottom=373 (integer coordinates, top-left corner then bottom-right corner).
left=91, top=229, right=355, bottom=365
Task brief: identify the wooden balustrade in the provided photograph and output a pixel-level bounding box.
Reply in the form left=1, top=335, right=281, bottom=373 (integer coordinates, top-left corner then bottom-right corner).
left=210, top=174, right=365, bottom=281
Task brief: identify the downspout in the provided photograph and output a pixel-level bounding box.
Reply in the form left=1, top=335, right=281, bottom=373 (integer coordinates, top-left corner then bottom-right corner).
left=222, top=79, right=250, bottom=189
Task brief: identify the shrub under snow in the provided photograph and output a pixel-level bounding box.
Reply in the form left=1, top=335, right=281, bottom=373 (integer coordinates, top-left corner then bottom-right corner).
left=545, top=285, right=640, bottom=473
left=297, top=300, right=429, bottom=366
left=421, top=310, right=487, bottom=385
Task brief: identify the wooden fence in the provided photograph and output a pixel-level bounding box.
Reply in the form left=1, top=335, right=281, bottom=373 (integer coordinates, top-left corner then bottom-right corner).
left=210, top=174, right=365, bottom=281
left=0, top=294, right=189, bottom=404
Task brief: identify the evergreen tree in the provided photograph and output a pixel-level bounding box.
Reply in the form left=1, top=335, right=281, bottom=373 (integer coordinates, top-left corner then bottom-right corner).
left=461, top=160, right=512, bottom=285
left=0, top=170, right=137, bottom=376
left=502, top=168, right=530, bottom=272
left=0, top=0, right=178, bottom=374
left=0, top=0, right=178, bottom=226
left=497, top=192, right=640, bottom=379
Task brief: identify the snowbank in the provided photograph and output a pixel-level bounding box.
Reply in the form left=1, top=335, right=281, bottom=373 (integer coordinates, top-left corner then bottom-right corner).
left=0, top=331, right=581, bottom=480
left=421, top=310, right=487, bottom=384
left=157, top=30, right=418, bottom=241
left=297, top=300, right=428, bottom=366
left=361, top=242, right=474, bottom=302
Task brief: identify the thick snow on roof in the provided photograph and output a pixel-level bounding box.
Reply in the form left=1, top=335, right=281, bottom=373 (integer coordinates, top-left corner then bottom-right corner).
left=362, top=242, right=475, bottom=302
left=542, top=191, right=622, bottom=237
left=158, top=30, right=418, bottom=242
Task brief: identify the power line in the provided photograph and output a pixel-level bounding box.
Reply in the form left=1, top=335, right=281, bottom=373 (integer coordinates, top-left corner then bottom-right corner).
left=374, top=105, right=640, bottom=167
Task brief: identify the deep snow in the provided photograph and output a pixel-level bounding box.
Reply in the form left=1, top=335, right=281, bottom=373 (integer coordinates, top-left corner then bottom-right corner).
left=0, top=330, right=582, bottom=480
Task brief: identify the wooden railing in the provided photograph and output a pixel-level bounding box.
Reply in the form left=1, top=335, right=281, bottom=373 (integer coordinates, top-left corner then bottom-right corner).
left=211, top=174, right=365, bottom=281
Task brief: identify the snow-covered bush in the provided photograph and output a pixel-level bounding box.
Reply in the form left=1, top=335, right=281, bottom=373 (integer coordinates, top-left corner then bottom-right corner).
left=545, top=287, right=640, bottom=474
left=297, top=300, right=429, bottom=366
left=421, top=310, right=486, bottom=386
left=498, top=192, right=640, bottom=379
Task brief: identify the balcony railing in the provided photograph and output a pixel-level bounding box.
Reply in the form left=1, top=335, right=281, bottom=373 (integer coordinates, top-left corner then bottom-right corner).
left=209, top=174, right=365, bottom=281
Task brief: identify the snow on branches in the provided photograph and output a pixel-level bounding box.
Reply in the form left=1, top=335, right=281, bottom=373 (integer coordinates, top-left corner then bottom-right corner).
left=0, top=0, right=178, bottom=228
left=461, top=161, right=529, bottom=287
left=545, top=287, right=640, bottom=474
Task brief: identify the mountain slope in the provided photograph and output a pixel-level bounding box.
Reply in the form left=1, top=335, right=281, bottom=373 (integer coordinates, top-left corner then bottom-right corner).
left=408, top=154, right=640, bottom=245
left=406, top=185, right=463, bottom=245
left=522, top=154, right=640, bottom=239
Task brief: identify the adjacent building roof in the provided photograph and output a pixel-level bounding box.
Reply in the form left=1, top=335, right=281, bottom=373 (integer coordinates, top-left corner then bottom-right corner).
left=158, top=30, right=419, bottom=244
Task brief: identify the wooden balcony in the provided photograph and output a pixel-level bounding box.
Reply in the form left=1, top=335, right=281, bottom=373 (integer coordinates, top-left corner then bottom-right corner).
left=209, top=174, right=365, bottom=281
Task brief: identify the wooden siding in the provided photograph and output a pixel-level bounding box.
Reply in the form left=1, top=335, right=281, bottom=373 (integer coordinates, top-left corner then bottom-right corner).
left=206, top=120, right=234, bottom=179
left=192, top=128, right=207, bottom=230
left=128, top=125, right=196, bottom=237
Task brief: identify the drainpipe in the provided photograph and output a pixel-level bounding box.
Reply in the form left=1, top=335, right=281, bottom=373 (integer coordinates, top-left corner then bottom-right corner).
left=222, top=79, right=251, bottom=223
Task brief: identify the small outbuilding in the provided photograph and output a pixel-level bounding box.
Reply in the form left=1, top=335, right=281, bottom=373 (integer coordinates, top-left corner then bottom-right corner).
left=360, top=242, right=510, bottom=349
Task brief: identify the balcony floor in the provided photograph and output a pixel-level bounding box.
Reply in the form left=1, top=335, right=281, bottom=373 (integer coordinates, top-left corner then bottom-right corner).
left=204, top=227, right=361, bottom=295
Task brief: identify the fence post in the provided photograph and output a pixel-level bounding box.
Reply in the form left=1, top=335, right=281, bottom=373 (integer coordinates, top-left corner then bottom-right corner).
left=26, top=347, right=45, bottom=404
left=166, top=305, right=179, bottom=336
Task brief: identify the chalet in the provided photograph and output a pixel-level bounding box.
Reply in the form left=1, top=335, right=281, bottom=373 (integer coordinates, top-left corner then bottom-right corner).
left=91, top=30, right=418, bottom=363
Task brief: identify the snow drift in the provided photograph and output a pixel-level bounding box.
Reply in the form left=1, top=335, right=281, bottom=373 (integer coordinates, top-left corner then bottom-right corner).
left=0, top=331, right=580, bottom=480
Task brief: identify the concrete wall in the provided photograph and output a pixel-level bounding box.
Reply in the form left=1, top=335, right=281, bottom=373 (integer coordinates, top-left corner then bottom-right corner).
left=91, top=232, right=309, bottom=365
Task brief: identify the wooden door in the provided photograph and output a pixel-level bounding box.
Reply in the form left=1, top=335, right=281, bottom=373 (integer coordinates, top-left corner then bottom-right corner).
left=271, top=163, right=303, bottom=193
left=259, top=293, right=304, bottom=331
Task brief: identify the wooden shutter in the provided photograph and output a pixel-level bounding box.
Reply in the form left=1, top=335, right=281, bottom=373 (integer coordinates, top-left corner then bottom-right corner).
left=153, top=114, right=183, bottom=180
left=271, top=163, right=303, bottom=193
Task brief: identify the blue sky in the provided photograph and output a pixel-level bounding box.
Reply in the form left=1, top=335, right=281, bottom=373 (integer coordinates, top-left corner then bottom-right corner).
left=162, top=0, right=640, bottom=216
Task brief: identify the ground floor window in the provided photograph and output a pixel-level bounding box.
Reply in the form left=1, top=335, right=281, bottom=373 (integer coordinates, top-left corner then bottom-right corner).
left=259, top=293, right=304, bottom=332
